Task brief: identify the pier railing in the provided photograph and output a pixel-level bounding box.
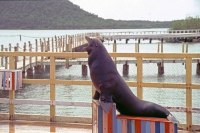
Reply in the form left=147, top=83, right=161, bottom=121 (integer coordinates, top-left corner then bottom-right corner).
left=0, top=32, right=101, bottom=70
left=0, top=52, right=200, bottom=131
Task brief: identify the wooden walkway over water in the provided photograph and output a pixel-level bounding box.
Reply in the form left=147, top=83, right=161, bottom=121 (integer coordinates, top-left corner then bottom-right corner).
left=102, top=32, right=200, bottom=39
left=1, top=29, right=200, bottom=76
left=0, top=29, right=200, bottom=132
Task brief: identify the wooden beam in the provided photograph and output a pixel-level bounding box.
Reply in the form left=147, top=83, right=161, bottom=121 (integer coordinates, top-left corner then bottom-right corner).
left=9, top=56, right=15, bottom=120
left=50, top=56, right=55, bottom=122
left=0, top=52, right=200, bottom=59
left=137, top=56, right=143, bottom=99
left=186, top=57, right=192, bottom=131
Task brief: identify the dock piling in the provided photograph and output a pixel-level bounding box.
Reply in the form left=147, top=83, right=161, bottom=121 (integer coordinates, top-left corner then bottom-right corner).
left=157, top=62, right=164, bottom=75
left=1, top=45, right=4, bottom=67
left=16, top=43, right=19, bottom=61
left=35, top=39, right=38, bottom=66
left=196, top=63, right=200, bottom=75
left=123, top=61, right=129, bottom=76
left=22, top=43, right=26, bottom=76
left=5, top=48, right=8, bottom=69
left=14, top=46, right=18, bottom=69
left=82, top=65, right=87, bottom=76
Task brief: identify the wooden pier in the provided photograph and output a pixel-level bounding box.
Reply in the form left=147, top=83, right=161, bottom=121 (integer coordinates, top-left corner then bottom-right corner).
left=0, top=29, right=200, bottom=132
left=0, top=30, right=200, bottom=77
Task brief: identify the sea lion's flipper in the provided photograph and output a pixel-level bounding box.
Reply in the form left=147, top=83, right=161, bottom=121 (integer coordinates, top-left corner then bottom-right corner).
left=100, top=101, right=113, bottom=113
left=99, top=85, right=113, bottom=113
left=167, top=113, right=179, bottom=124
left=93, top=90, right=100, bottom=100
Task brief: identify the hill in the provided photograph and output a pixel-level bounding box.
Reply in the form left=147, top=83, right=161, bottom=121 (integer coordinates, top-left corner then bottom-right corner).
left=0, top=0, right=175, bottom=29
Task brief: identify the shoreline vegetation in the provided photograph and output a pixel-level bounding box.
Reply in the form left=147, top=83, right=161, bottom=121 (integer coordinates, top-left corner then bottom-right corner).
left=167, top=16, right=200, bottom=43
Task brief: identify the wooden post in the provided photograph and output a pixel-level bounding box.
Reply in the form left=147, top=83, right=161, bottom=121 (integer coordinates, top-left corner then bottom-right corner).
left=65, top=35, right=68, bottom=52
left=196, top=63, right=200, bottom=75
left=77, top=34, right=79, bottom=47
left=1, top=45, right=3, bottom=66
left=135, top=43, right=139, bottom=53
left=69, top=36, right=72, bottom=52
left=72, top=35, right=74, bottom=51
left=57, top=37, right=59, bottom=52
left=123, top=61, right=129, bottom=76
left=55, top=36, right=58, bottom=52
left=65, top=42, right=69, bottom=69
left=9, top=56, right=15, bottom=120
left=82, top=65, right=88, bottom=76
left=47, top=38, right=50, bottom=51
left=182, top=42, right=185, bottom=53
left=161, top=42, right=163, bottom=67
left=5, top=48, right=8, bottom=69
left=41, top=42, right=44, bottom=66
left=14, top=47, right=18, bottom=69
left=29, top=41, right=32, bottom=69
left=137, top=56, right=143, bottom=99
left=149, top=38, right=152, bottom=43
left=62, top=36, right=65, bottom=52
left=74, top=35, right=77, bottom=48
left=79, top=34, right=81, bottom=46
left=16, top=43, right=19, bottom=61
left=158, top=62, right=164, bottom=75
left=157, top=42, right=160, bottom=53
left=60, top=36, right=63, bottom=52
left=23, top=43, right=26, bottom=74
left=50, top=56, right=56, bottom=122
left=186, top=57, right=192, bottom=131
left=61, top=36, right=63, bottom=51
left=43, top=38, right=46, bottom=52
left=113, top=40, right=117, bottom=65
left=59, top=37, right=61, bottom=52
left=182, top=42, right=185, bottom=65
left=186, top=42, right=188, bottom=53
left=161, top=42, right=163, bottom=53
left=52, top=38, right=54, bottom=52
left=157, top=42, right=164, bottom=74
left=9, top=43, right=11, bottom=52
left=35, top=39, right=38, bottom=66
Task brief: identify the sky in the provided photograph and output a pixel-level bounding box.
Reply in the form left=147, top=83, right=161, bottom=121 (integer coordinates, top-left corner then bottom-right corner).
left=69, top=0, right=200, bottom=21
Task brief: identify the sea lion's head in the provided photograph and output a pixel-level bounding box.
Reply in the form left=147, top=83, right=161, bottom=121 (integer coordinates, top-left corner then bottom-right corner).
left=84, top=36, right=104, bottom=55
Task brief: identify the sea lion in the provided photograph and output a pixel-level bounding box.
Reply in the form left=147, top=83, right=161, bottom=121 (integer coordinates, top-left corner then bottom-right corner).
left=84, top=36, right=179, bottom=123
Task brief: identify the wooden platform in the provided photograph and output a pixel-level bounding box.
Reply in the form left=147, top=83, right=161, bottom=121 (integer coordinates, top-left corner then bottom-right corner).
left=0, top=120, right=198, bottom=133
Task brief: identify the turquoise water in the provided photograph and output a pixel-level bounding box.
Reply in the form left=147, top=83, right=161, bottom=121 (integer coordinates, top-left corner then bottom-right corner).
left=0, top=29, right=200, bottom=124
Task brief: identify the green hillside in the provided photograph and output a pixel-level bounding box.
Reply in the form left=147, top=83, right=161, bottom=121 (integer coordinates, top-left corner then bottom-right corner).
left=0, top=0, right=175, bottom=29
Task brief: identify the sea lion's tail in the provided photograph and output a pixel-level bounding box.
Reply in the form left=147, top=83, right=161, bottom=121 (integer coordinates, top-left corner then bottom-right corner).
left=167, top=113, right=179, bottom=124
